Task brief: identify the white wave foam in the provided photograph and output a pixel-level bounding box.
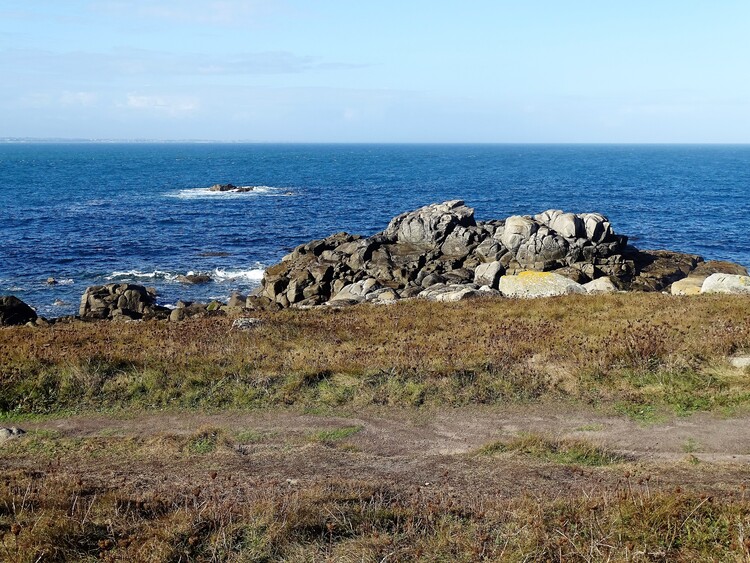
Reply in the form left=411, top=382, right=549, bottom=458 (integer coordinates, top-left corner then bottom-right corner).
left=212, top=268, right=264, bottom=282
left=105, top=268, right=264, bottom=283
left=106, top=270, right=179, bottom=281
left=57, top=278, right=74, bottom=285
left=167, top=185, right=296, bottom=200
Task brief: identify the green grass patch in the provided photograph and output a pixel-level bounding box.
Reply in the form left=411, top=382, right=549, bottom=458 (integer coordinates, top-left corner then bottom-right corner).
left=309, top=425, right=363, bottom=444
left=478, top=433, right=626, bottom=466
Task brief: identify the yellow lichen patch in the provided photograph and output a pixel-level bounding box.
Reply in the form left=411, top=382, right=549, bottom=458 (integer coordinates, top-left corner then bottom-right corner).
left=517, top=271, right=555, bottom=279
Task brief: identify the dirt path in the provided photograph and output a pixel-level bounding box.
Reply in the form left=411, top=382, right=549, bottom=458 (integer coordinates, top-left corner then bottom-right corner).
left=4, top=405, right=748, bottom=501
left=21, top=404, right=750, bottom=462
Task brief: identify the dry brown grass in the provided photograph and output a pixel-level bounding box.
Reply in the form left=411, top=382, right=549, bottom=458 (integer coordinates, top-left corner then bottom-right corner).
left=2, top=462, right=750, bottom=562
left=2, top=293, right=750, bottom=417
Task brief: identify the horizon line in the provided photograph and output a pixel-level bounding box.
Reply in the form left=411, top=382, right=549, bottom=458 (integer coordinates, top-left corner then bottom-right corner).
left=2, top=138, right=750, bottom=146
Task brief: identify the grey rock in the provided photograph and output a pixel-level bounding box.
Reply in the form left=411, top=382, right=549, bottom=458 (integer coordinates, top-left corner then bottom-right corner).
left=701, top=273, right=750, bottom=295
left=232, top=317, right=262, bottom=330
left=0, top=296, right=37, bottom=326
left=418, top=283, right=480, bottom=302
left=177, top=274, right=212, bottom=284
left=78, top=284, right=156, bottom=321
left=729, top=355, right=750, bottom=369
left=498, top=272, right=586, bottom=298
left=0, top=427, right=26, bottom=443
left=473, top=261, right=504, bottom=288
left=228, top=292, right=247, bottom=307
left=383, top=200, right=475, bottom=248
left=583, top=277, right=618, bottom=294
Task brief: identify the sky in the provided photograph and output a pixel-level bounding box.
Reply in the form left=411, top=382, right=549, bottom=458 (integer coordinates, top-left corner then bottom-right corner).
left=1, top=0, right=749, bottom=142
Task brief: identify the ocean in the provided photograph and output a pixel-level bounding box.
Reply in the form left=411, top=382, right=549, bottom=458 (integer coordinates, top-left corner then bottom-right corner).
left=1, top=143, right=748, bottom=317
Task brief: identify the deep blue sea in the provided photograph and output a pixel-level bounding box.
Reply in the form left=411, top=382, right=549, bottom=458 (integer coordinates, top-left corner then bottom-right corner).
left=1, top=143, right=749, bottom=317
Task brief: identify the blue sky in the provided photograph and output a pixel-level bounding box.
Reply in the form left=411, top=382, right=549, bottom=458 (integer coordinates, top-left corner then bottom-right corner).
left=1, top=1, right=749, bottom=142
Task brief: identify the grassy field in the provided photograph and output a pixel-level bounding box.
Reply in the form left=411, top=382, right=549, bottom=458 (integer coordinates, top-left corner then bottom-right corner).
left=2, top=293, right=749, bottom=418
left=2, top=293, right=750, bottom=561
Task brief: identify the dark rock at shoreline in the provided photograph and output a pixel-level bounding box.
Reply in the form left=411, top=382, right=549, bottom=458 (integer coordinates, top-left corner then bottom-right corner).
left=79, top=284, right=170, bottom=321
left=0, top=296, right=38, bottom=326
left=256, top=200, right=746, bottom=307
left=176, top=274, right=212, bottom=284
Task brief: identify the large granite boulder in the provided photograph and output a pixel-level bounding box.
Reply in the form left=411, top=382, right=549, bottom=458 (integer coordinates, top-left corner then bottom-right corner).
left=79, top=284, right=169, bottom=320
left=0, top=296, right=37, bottom=326
left=498, top=272, right=586, bottom=298
left=255, top=200, right=746, bottom=308
left=383, top=200, right=476, bottom=248
left=701, top=273, right=750, bottom=295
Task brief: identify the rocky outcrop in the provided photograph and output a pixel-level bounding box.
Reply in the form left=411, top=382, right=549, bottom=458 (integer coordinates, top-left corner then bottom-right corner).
left=257, top=200, right=737, bottom=307
left=79, top=284, right=170, bottom=321
left=0, top=296, right=37, bottom=326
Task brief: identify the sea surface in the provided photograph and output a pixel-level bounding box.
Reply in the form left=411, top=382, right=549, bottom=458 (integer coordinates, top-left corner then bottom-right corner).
left=1, top=143, right=749, bottom=317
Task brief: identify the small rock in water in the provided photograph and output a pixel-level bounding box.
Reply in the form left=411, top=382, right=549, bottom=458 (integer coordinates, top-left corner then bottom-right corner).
left=53, top=299, right=67, bottom=306
left=208, top=183, right=254, bottom=193
left=232, top=317, right=262, bottom=330
left=46, top=277, right=57, bottom=285
left=177, top=274, right=212, bottom=284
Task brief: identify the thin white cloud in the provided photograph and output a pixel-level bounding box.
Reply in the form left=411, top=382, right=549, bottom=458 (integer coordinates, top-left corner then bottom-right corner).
left=60, top=91, right=98, bottom=106
left=122, top=93, right=199, bottom=116
left=89, top=0, right=281, bottom=26
left=0, top=48, right=363, bottom=79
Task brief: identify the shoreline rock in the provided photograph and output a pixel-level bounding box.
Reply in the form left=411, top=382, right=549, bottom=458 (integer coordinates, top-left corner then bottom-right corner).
left=256, top=200, right=749, bottom=308
left=0, top=295, right=38, bottom=326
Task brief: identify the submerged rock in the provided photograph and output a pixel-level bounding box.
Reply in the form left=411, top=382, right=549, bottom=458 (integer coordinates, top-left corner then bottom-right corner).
left=208, top=183, right=254, bottom=193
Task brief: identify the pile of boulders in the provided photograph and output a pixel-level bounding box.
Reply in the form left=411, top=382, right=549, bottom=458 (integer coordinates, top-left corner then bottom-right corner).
left=78, top=284, right=170, bottom=321
left=257, top=200, right=749, bottom=307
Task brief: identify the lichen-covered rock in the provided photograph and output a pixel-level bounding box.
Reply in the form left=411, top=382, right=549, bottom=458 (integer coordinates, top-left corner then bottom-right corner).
left=0, top=296, right=37, bottom=326
left=498, top=272, right=586, bottom=298
left=701, top=273, right=750, bottom=295
left=670, top=276, right=705, bottom=296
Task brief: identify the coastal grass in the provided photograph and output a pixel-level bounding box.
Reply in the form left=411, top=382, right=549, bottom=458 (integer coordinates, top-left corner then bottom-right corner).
left=476, top=433, right=626, bottom=466
left=2, top=465, right=750, bottom=562
left=1, top=293, right=750, bottom=418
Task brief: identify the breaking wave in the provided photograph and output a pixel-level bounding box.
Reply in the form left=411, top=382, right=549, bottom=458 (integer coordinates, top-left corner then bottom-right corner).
left=167, top=185, right=296, bottom=200
left=104, top=268, right=264, bottom=283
